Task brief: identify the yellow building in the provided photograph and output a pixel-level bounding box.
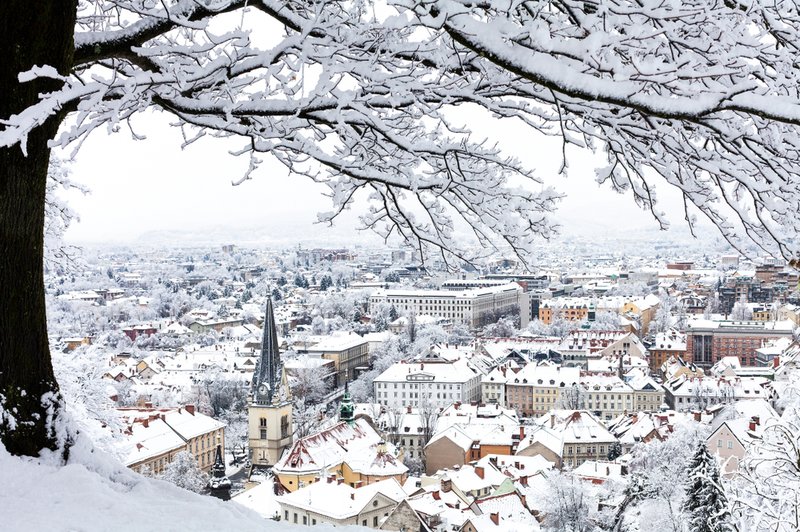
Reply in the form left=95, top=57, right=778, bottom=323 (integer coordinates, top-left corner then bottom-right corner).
left=622, top=294, right=660, bottom=333
left=119, top=405, right=226, bottom=474
left=272, top=402, right=408, bottom=492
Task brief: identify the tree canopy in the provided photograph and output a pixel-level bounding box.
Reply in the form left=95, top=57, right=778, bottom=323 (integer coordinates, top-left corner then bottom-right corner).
left=3, top=0, right=800, bottom=457
left=7, top=0, right=800, bottom=263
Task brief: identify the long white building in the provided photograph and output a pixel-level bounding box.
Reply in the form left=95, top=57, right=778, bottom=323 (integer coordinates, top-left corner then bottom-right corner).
left=373, top=359, right=482, bottom=410
left=368, top=282, right=530, bottom=329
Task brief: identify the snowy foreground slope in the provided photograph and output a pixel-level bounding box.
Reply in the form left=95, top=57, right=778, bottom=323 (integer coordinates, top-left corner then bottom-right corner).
left=0, top=439, right=359, bottom=532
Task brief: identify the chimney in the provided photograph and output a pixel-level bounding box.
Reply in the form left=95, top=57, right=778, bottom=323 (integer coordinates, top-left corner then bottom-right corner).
left=441, top=476, right=452, bottom=492
left=475, top=466, right=484, bottom=479
left=749, top=420, right=757, bottom=431
left=327, top=476, right=334, bottom=484
left=407, top=405, right=412, bottom=414
left=520, top=475, right=528, bottom=487
left=693, top=411, right=701, bottom=422
left=144, top=401, right=153, bottom=409
left=337, top=478, right=344, bottom=485
left=519, top=426, right=525, bottom=440
left=432, top=490, right=440, bottom=500
left=350, top=493, right=355, bottom=500
left=773, top=356, right=781, bottom=369
left=142, top=418, right=149, bottom=428
left=550, top=414, right=555, bottom=428
left=490, top=512, right=500, bottom=526
left=185, top=404, right=195, bottom=415
left=753, top=415, right=760, bottom=425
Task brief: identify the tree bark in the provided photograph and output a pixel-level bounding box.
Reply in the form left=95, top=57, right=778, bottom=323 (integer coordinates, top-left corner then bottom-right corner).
left=0, top=1, right=76, bottom=457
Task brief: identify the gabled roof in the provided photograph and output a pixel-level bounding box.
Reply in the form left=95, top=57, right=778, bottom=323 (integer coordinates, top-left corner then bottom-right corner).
left=276, top=478, right=405, bottom=519
left=273, top=418, right=407, bottom=477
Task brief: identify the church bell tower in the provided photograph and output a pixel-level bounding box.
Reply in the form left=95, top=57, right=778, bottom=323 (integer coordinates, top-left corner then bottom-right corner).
left=248, top=297, right=293, bottom=469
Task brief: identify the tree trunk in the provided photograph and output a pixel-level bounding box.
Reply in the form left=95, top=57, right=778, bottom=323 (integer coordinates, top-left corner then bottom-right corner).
left=0, top=1, right=76, bottom=457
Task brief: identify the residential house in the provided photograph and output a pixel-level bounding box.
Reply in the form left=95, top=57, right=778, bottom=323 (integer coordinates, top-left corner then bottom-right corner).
left=276, top=477, right=406, bottom=529
left=277, top=477, right=406, bottom=528
left=516, top=410, right=618, bottom=469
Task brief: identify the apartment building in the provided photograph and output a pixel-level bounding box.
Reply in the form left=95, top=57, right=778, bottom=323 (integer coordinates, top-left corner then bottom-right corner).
left=580, top=375, right=634, bottom=421
left=368, top=283, right=530, bottom=329
left=504, top=364, right=580, bottom=417
left=517, top=410, right=618, bottom=469
left=118, top=405, right=226, bottom=474
left=305, top=333, right=369, bottom=387
left=647, top=331, right=687, bottom=373
left=373, top=359, right=482, bottom=410
left=685, top=319, right=795, bottom=369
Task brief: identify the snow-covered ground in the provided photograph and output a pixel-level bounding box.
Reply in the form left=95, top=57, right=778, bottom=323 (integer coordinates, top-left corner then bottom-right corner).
left=0, top=438, right=359, bottom=532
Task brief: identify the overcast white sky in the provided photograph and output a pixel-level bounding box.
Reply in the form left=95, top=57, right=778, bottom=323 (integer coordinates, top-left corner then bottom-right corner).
left=58, top=108, right=695, bottom=247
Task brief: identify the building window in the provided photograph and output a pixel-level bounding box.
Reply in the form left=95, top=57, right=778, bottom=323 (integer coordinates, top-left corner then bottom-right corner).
left=281, top=415, right=290, bottom=439
left=260, top=418, right=267, bottom=427
left=260, top=428, right=267, bottom=440
left=285, top=511, right=289, bottom=521
left=374, top=516, right=379, bottom=526
left=728, top=441, right=733, bottom=449
left=303, top=516, right=307, bottom=525
left=718, top=439, right=722, bottom=448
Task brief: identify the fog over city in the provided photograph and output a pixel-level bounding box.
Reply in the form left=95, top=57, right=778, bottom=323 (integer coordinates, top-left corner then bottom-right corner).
left=60, top=112, right=697, bottom=248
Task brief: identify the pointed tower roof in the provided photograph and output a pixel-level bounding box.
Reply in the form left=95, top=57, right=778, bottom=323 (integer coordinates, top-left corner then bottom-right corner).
left=253, top=297, right=283, bottom=405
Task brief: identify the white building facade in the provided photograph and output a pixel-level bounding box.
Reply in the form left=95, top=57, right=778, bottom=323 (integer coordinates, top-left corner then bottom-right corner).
left=373, top=360, right=482, bottom=410
left=368, top=283, right=530, bottom=329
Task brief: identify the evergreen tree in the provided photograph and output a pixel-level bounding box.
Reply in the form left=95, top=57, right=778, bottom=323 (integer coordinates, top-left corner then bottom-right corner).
left=389, top=305, right=399, bottom=322
left=684, top=442, right=734, bottom=532
left=607, top=441, right=622, bottom=461
left=320, top=275, right=332, bottom=291
left=271, top=287, right=282, bottom=301
left=277, top=275, right=287, bottom=286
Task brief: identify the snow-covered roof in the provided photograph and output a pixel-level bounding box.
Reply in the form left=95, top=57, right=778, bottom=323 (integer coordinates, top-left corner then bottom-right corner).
left=273, top=418, right=406, bottom=477
left=574, top=460, right=625, bottom=483
left=507, top=364, right=580, bottom=388
left=469, top=492, right=540, bottom=531
left=304, top=332, right=369, bottom=353
left=232, top=477, right=282, bottom=519
left=521, top=410, right=617, bottom=454
left=276, top=478, right=405, bottom=519
left=374, top=358, right=479, bottom=384
left=116, top=406, right=224, bottom=466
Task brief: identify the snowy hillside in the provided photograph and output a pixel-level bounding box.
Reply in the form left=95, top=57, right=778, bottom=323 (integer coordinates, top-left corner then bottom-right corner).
left=0, top=438, right=357, bottom=532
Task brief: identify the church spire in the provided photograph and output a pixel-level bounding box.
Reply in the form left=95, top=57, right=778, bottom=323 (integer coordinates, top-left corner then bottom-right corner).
left=253, top=297, right=282, bottom=405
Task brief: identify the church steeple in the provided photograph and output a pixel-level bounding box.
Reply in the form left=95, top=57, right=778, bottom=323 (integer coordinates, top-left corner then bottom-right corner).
left=248, top=296, right=293, bottom=471
left=252, top=297, right=287, bottom=405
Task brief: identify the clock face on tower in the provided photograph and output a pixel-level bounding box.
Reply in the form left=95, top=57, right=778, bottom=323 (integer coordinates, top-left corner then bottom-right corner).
left=259, top=384, right=268, bottom=396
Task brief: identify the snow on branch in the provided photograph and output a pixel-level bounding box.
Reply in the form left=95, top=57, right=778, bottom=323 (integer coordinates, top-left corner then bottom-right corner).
left=5, top=0, right=800, bottom=263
